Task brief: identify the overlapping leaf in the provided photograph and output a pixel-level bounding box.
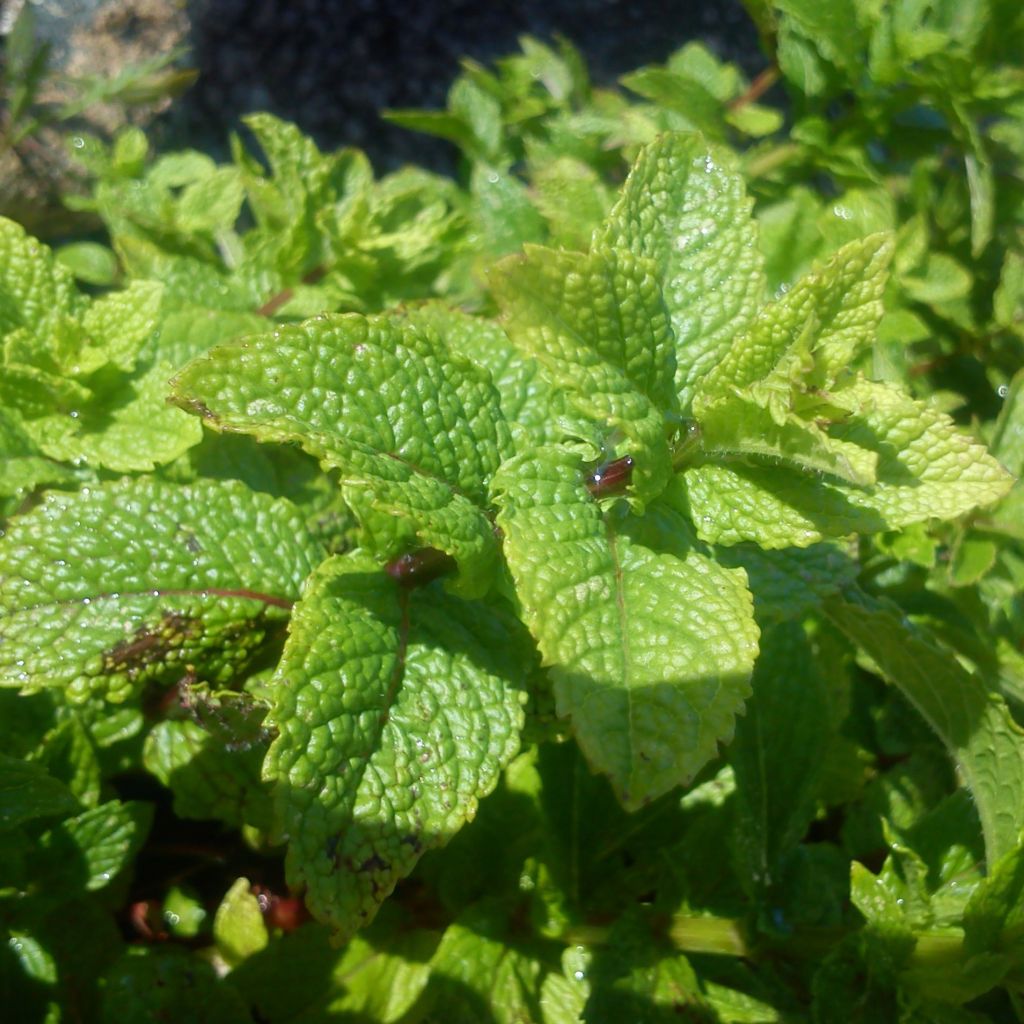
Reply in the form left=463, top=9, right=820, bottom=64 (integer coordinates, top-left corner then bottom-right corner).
left=0, top=478, right=325, bottom=701
left=491, top=445, right=758, bottom=809
left=596, top=133, right=765, bottom=413
left=263, top=554, right=525, bottom=937
left=825, top=587, right=1024, bottom=866
left=491, top=242, right=678, bottom=504
left=695, top=234, right=892, bottom=409
left=171, top=313, right=511, bottom=594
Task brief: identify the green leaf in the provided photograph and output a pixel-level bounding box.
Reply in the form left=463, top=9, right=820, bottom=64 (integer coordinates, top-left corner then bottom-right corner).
left=730, top=623, right=832, bottom=895
left=263, top=554, right=525, bottom=938
left=225, top=916, right=436, bottom=1023
left=0, top=752, right=79, bottom=831
left=900, top=253, right=972, bottom=305
left=0, top=407, right=77, bottom=517
left=35, top=361, right=203, bottom=473
left=824, top=588, right=1024, bottom=866
left=685, top=375, right=1010, bottom=547
left=37, top=715, right=103, bottom=807
left=162, top=885, right=208, bottom=939
left=992, top=368, right=1024, bottom=478
left=773, top=0, right=866, bottom=75
left=963, top=840, right=1024, bottom=961
left=0, top=477, right=325, bottom=701
left=81, top=280, right=162, bottom=372
left=213, top=878, right=269, bottom=965
left=714, top=541, right=859, bottom=625
left=417, top=910, right=542, bottom=1024
left=757, top=188, right=824, bottom=293
left=621, top=66, right=727, bottom=137
left=318, top=923, right=436, bottom=1021
left=171, top=313, right=510, bottom=593
left=597, top=133, right=765, bottom=413
left=965, top=148, right=995, bottom=259
left=491, top=446, right=759, bottom=809
left=584, top=913, right=710, bottom=1022
left=176, top=167, right=245, bottom=233
left=39, top=800, right=152, bottom=894
left=827, top=378, right=1013, bottom=527
left=697, top=394, right=878, bottom=486
left=530, top=157, right=613, bottom=250
left=993, top=252, right=1024, bottom=330
left=697, top=234, right=893, bottom=410
left=55, top=243, right=119, bottom=287
left=492, top=243, right=677, bottom=504
left=0, top=218, right=79, bottom=339
left=398, top=303, right=564, bottom=446
left=470, top=162, right=547, bottom=259
left=156, top=307, right=268, bottom=367
left=681, top=461, right=886, bottom=549
left=100, top=947, right=251, bottom=1024
left=143, top=716, right=273, bottom=830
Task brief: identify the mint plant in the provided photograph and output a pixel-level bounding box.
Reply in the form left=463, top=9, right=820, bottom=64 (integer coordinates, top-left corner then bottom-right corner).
left=3, top=4, right=1024, bottom=1020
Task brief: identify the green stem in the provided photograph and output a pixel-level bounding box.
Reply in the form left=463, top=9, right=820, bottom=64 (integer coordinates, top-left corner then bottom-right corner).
left=744, top=142, right=802, bottom=179
left=668, top=915, right=750, bottom=957
left=563, top=912, right=968, bottom=969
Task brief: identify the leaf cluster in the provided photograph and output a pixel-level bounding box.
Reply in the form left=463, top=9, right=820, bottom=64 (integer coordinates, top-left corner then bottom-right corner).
left=1, top=2, right=1024, bottom=1020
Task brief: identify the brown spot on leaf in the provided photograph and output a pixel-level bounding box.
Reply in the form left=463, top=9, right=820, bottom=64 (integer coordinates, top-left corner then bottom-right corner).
left=358, top=853, right=389, bottom=874
left=103, top=611, right=202, bottom=679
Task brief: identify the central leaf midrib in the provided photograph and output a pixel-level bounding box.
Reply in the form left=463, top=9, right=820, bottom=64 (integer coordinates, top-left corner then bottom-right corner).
left=372, top=586, right=412, bottom=756
left=605, top=522, right=636, bottom=792
left=6, top=585, right=295, bottom=616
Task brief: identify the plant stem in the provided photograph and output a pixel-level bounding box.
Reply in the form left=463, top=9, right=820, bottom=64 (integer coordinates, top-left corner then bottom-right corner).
left=668, top=915, right=750, bottom=957
left=564, top=911, right=968, bottom=969
left=745, top=142, right=801, bottom=179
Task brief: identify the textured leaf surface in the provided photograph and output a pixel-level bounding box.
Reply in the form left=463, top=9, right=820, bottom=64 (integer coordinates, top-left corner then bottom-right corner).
left=597, top=133, right=765, bottom=412
left=81, top=280, right=163, bottom=373
left=39, top=800, right=152, bottom=894
left=0, top=478, right=325, bottom=701
left=35, top=362, right=203, bottom=473
left=697, top=234, right=892, bottom=410
left=399, top=303, right=565, bottom=446
left=825, top=588, right=1024, bottom=865
left=422, top=912, right=542, bottom=1024
left=0, top=752, right=79, bottom=830
left=263, top=554, right=524, bottom=938
left=682, top=462, right=886, bottom=548
left=685, top=377, right=1010, bottom=546
left=828, top=378, right=1013, bottom=526
left=698, top=393, right=878, bottom=486
left=171, top=313, right=510, bottom=588
left=0, top=217, right=79, bottom=338
left=143, top=717, right=273, bottom=830
left=492, top=242, right=677, bottom=504
left=714, top=541, right=858, bottom=625
left=730, top=623, right=832, bottom=893
left=492, top=446, right=758, bottom=809
left=0, top=407, right=76, bottom=516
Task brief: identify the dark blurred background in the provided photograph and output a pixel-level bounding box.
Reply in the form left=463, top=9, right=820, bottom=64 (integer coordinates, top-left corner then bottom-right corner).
left=1, top=0, right=761, bottom=232
left=180, top=0, right=760, bottom=170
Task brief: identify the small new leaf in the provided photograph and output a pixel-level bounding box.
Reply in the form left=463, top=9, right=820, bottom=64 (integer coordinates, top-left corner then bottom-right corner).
left=492, top=242, right=678, bottom=505
left=597, top=133, right=765, bottom=414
